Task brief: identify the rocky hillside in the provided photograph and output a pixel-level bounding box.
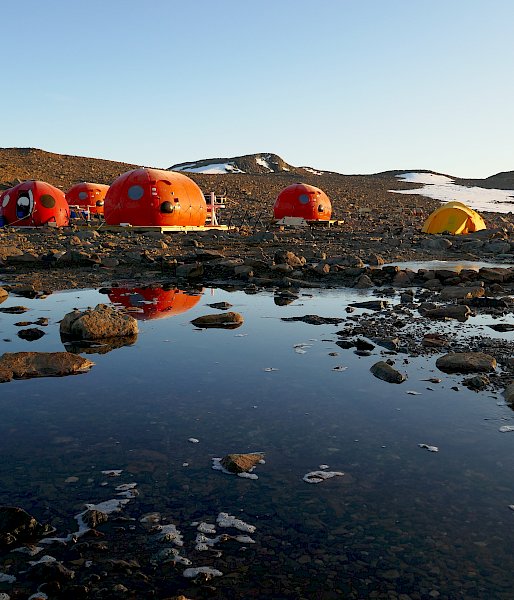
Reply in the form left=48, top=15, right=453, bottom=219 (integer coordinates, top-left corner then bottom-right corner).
left=0, top=148, right=141, bottom=191
left=170, top=152, right=317, bottom=175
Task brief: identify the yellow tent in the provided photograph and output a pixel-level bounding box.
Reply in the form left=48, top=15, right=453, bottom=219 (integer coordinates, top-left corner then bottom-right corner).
left=422, top=201, right=486, bottom=234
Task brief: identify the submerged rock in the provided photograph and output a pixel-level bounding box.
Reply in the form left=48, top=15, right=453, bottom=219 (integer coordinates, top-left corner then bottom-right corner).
left=191, top=311, right=244, bottom=329
left=370, top=361, right=406, bottom=384
left=60, top=304, right=138, bottom=340
left=207, top=302, right=233, bottom=310
left=0, top=352, right=94, bottom=383
left=436, top=352, right=497, bottom=373
left=0, top=506, right=54, bottom=548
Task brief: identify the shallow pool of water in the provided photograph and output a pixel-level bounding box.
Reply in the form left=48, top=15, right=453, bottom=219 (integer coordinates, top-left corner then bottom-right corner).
left=384, top=259, right=512, bottom=272
left=1, top=286, right=514, bottom=598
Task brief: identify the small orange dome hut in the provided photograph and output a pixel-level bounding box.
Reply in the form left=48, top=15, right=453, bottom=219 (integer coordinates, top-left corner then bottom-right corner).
left=104, top=168, right=207, bottom=227
left=108, top=287, right=202, bottom=320
left=0, top=180, right=70, bottom=227
left=66, top=182, right=109, bottom=215
left=273, top=183, right=332, bottom=221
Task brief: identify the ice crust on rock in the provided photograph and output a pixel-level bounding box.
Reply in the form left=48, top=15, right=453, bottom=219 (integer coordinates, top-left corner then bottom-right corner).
left=418, top=443, right=439, bottom=452
left=197, top=522, right=216, bottom=534
left=499, top=426, right=514, bottom=433
left=0, top=573, right=16, bottom=583
left=183, top=566, right=223, bottom=578
left=101, top=469, right=122, bottom=477
left=28, top=555, right=56, bottom=566
left=303, top=470, right=344, bottom=484
left=216, top=512, right=256, bottom=533
left=154, top=523, right=184, bottom=546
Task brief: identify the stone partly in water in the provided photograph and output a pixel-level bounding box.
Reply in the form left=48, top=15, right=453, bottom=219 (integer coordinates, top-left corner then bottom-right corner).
left=370, top=361, right=406, bottom=384
left=0, top=506, right=54, bottom=548
left=436, top=352, right=497, bottom=374
left=60, top=304, right=138, bottom=340
left=423, top=305, right=471, bottom=322
left=191, top=312, right=244, bottom=329
left=17, top=328, right=46, bottom=341
left=0, top=288, right=8, bottom=304
left=504, top=382, right=514, bottom=404
left=219, top=453, right=264, bottom=474
left=0, top=352, right=94, bottom=383
left=281, top=314, right=344, bottom=325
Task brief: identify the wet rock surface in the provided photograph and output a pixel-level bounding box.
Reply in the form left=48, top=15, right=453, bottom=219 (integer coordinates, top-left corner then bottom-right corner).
left=370, top=361, right=407, bottom=384
left=191, top=312, right=244, bottom=329
left=436, top=352, right=497, bottom=373
left=0, top=352, right=94, bottom=383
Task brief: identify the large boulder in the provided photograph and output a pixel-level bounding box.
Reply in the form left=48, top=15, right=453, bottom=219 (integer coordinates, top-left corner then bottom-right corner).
left=436, top=352, right=497, bottom=373
left=60, top=304, right=138, bottom=340
left=0, top=506, right=54, bottom=548
left=423, top=305, right=472, bottom=322
left=440, top=286, right=484, bottom=300
left=0, top=287, right=8, bottom=304
left=0, top=352, right=94, bottom=383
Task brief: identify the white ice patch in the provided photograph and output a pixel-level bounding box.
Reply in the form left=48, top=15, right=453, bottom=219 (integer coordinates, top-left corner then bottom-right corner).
left=418, top=443, right=439, bottom=452
left=303, top=470, right=344, bottom=484
left=0, top=572, right=16, bottom=583
left=303, top=167, right=323, bottom=176
left=216, top=512, right=256, bottom=533
left=174, top=162, right=244, bottom=174
left=392, top=172, right=514, bottom=214
left=183, top=566, right=223, bottom=578
left=188, top=438, right=200, bottom=443
left=256, top=157, right=273, bottom=171
left=0, top=592, right=11, bottom=600
left=28, top=594, right=48, bottom=600
left=101, top=469, right=123, bottom=477
left=499, top=426, right=514, bottom=433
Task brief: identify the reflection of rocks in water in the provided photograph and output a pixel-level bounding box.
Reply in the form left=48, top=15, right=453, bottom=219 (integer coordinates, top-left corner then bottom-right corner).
left=108, top=286, right=202, bottom=320
left=63, top=335, right=137, bottom=355
left=274, top=292, right=298, bottom=306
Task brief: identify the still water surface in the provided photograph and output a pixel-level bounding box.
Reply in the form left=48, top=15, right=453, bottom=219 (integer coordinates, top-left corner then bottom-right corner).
left=0, top=285, right=514, bottom=598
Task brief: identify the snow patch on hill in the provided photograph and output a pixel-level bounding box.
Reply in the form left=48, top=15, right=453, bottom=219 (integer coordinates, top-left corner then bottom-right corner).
left=392, top=172, right=514, bottom=214
left=173, top=162, right=245, bottom=174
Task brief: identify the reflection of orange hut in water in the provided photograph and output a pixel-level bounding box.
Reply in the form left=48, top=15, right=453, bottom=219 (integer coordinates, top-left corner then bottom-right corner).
left=109, top=287, right=202, bottom=320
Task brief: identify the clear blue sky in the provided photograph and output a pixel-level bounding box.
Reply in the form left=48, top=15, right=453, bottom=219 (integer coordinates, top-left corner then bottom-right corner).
left=3, top=0, right=513, bottom=178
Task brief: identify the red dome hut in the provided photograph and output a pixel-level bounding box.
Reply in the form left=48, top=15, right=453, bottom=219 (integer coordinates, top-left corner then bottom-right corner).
left=104, top=168, right=207, bottom=227
left=108, top=287, right=202, bottom=320
left=66, top=182, right=109, bottom=215
left=273, top=183, right=332, bottom=221
left=0, top=180, right=70, bottom=227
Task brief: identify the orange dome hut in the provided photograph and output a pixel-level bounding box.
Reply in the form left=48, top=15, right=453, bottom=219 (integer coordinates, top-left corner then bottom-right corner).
left=108, top=286, right=202, bottom=320
left=273, top=183, right=332, bottom=221
left=66, top=182, right=109, bottom=215
left=104, top=168, right=207, bottom=227
left=0, top=180, right=70, bottom=227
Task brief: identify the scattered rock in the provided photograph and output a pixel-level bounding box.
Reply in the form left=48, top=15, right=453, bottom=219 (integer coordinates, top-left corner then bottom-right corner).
left=191, top=312, right=244, bottom=329
left=423, top=305, right=471, bottom=322
left=0, top=506, right=54, bottom=548
left=0, top=306, right=29, bottom=314
left=281, top=315, right=344, bottom=325
left=219, top=453, right=264, bottom=474
left=17, top=328, right=45, bottom=341
left=370, top=361, right=406, bottom=384
left=207, top=302, right=233, bottom=310
left=463, top=374, right=490, bottom=390
left=436, top=352, right=497, bottom=373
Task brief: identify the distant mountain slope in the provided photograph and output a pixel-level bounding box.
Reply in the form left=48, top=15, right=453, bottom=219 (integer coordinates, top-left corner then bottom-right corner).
left=169, top=152, right=327, bottom=176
